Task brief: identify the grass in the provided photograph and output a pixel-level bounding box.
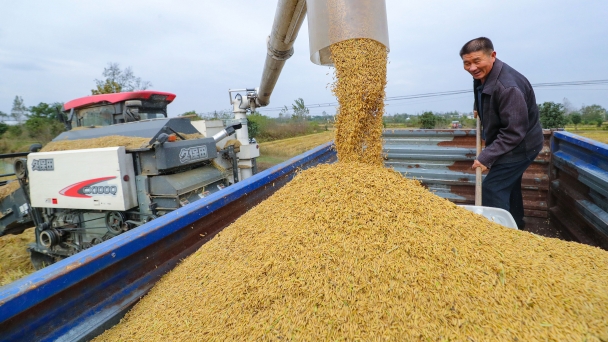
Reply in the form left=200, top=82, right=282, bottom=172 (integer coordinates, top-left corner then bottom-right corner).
left=257, top=131, right=335, bottom=170
left=564, top=125, right=608, bottom=144
left=0, top=228, right=35, bottom=286
left=569, top=130, right=608, bottom=144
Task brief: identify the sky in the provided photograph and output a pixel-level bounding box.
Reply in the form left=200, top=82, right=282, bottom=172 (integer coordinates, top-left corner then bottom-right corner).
left=1, top=0, right=607, bottom=118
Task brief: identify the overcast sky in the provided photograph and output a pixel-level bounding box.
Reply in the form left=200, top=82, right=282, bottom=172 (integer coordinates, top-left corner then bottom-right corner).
left=1, top=0, right=607, bottom=118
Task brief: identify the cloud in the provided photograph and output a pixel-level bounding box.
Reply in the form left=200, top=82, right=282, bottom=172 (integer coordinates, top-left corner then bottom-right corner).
left=0, top=0, right=606, bottom=116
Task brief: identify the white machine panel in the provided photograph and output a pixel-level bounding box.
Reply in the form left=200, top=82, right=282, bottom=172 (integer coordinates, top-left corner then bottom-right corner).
left=237, top=143, right=260, bottom=159
left=28, top=147, right=137, bottom=211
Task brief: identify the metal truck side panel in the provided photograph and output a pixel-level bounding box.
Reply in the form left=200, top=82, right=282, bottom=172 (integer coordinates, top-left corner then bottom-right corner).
left=383, top=129, right=551, bottom=222
left=0, top=142, right=336, bottom=342
left=549, top=131, right=608, bottom=249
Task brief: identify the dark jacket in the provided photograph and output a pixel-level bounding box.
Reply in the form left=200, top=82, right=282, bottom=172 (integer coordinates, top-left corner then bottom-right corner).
left=474, top=58, right=544, bottom=168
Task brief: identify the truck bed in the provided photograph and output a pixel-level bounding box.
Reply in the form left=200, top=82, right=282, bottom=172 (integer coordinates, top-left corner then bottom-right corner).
left=0, top=143, right=336, bottom=341
left=1, top=129, right=607, bottom=341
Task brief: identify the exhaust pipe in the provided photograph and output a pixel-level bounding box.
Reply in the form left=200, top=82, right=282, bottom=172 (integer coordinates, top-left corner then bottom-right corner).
left=212, top=123, right=243, bottom=143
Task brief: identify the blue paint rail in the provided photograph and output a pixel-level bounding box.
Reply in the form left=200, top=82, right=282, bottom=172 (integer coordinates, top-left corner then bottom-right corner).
left=0, top=142, right=336, bottom=342
left=549, top=131, right=608, bottom=249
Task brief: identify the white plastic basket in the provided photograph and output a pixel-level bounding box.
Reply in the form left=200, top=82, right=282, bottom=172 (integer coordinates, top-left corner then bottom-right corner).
left=459, top=205, right=518, bottom=229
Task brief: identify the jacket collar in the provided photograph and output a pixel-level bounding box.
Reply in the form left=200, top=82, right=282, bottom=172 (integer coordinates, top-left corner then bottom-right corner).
left=473, top=58, right=504, bottom=95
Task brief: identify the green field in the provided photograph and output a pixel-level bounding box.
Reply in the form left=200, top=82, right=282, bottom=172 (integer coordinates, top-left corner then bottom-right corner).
left=256, top=131, right=335, bottom=170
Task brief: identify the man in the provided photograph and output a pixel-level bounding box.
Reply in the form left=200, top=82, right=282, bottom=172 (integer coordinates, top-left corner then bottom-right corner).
left=460, top=37, right=544, bottom=230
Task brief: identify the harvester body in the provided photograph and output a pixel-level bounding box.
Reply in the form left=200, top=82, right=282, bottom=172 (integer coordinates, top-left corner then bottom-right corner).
left=0, top=91, right=249, bottom=268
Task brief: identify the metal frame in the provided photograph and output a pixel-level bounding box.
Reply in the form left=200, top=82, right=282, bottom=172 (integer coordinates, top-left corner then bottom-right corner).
left=549, top=131, right=608, bottom=248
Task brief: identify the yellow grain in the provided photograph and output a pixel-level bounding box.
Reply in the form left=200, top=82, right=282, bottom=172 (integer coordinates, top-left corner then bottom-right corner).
left=0, top=228, right=36, bottom=286
left=96, top=163, right=608, bottom=341
left=331, top=38, right=387, bottom=164
left=0, top=181, right=21, bottom=201
left=41, top=136, right=151, bottom=152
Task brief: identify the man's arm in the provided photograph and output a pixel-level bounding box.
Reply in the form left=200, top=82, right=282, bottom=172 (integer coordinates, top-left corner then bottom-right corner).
left=477, top=87, right=528, bottom=168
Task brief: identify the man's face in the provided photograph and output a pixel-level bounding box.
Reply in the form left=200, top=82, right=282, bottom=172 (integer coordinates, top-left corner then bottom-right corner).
left=462, top=50, right=496, bottom=83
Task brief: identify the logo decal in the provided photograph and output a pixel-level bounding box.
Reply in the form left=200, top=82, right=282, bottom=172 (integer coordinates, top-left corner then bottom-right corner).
left=32, top=159, right=54, bottom=171
left=179, top=145, right=208, bottom=163
left=59, top=177, right=118, bottom=198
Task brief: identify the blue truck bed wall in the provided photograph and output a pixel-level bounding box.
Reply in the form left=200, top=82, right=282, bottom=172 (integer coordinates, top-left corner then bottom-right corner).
left=1, top=130, right=608, bottom=341
left=549, top=131, right=608, bottom=249
left=0, top=143, right=336, bottom=342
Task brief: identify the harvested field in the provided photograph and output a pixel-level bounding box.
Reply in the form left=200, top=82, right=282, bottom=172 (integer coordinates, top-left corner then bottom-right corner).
left=97, top=162, right=608, bottom=341
left=573, top=131, right=608, bottom=144
left=257, top=131, right=335, bottom=170
left=0, top=228, right=35, bottom=286
left=331, top=38, right=387, bottom=165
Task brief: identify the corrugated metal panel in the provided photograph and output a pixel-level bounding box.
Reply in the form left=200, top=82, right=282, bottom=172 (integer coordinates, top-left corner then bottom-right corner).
left=383, top=129, right=552, bottom=219
left=549, top=131, right=608, bottom=249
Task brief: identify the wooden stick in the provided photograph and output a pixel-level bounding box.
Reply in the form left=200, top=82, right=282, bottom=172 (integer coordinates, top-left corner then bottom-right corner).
left=475, top=110, right=482, bottom=206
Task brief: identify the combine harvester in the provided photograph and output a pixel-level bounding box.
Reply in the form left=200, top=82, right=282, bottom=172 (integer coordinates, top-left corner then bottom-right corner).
left=0, top=91, right=254, bottom=269
left=1, top=0, right=607, bottom=340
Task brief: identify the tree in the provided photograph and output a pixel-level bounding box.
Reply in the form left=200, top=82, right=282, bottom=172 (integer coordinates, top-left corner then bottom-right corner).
left=538, top=101, right=567, bottom=129
left=570, top=113, right=582, bottom=130
left=11, top=96, right=28, bottom=124
left=0, top=110, right=8, bottom=122
left=247, top=111, right=267, bottom=139
left=580, top=104, right=607, bottom=125
left=0, top=122, right=8, bottom=136
left=291, top=98, right=309, bottom=121
left=25, top=102, right=66, bottom=141
left=179, top=110, right=200, bottom=120
left=562, top=97, right=576, bottom=115
left=419, top=111, right=436, bottom=129
left=91, top=63, right=152, bottom=95
left=29, top=102, right=63, bottom=120
left=279, top=105, right=289, bottom=120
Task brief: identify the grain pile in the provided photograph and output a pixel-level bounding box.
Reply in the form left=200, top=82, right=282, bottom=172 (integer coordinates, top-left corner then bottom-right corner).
left=180, top=133, right=206, bottom=140
left=40, top=133, right=207, bottom=152
left=331, top=38, right=387, bottom=165
left=41, top=136, right=151, bottom=152
left=0, top=181, right=21, bottom=201
left=0, top=228, right=35, bottom=286
left=97, top=163, right=608, bottom=341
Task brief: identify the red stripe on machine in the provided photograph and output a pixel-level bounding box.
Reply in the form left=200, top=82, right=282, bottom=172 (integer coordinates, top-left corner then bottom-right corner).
left=59, top=177, right=117, bottom=198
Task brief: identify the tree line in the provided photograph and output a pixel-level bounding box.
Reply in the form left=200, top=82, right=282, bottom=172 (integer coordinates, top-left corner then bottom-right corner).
left=383, top=100, right=607, bottom=130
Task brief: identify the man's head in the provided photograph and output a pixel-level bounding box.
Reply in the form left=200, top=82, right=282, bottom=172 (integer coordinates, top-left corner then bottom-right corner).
left=460, top=37, right=496, bottom=83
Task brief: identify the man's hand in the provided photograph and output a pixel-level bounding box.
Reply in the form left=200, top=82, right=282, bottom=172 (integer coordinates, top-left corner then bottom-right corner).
left=472, top=159, right=488, bottom=172
left=474, top=110, right=478, bottom=119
